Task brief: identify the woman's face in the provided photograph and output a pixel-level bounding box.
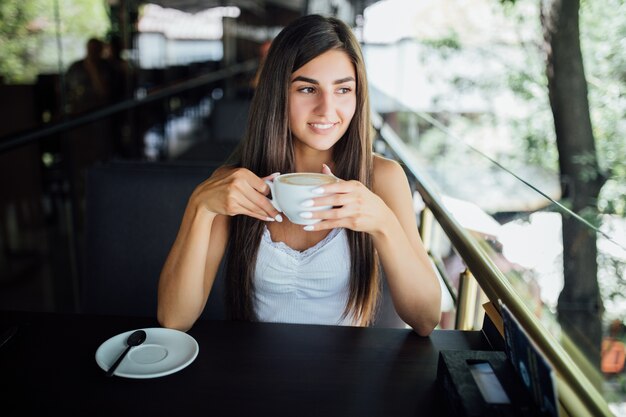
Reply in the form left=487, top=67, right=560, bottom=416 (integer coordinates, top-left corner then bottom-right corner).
left=288, top=49, right=357, bottom=153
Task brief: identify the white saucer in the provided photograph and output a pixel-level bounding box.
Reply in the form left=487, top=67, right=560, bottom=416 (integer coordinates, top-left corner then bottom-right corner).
left=95, top=328, right=199, bottom=378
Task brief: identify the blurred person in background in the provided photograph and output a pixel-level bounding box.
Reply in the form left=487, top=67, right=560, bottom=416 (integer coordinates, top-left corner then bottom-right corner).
left=65, top=38, right=112, bottom=114
left=63, top=37, right=114, bottom=219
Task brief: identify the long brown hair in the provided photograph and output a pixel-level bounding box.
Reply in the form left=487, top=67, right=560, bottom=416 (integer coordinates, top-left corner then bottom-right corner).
left=225, top=14, right=380, bottom=325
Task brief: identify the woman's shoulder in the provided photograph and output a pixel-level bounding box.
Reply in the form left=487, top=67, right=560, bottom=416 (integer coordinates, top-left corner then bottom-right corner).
left=371, top=154, right=413, bottom=211
left=372, top=153, right=406, bottom=184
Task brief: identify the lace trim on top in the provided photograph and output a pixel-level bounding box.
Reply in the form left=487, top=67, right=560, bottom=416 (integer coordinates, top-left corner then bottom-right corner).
left=261, top=226, right=344, bottom=261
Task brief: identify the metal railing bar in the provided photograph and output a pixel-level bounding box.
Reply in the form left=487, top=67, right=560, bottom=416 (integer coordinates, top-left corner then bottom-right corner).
left=0, top=60, right=257, bottom=154
left=456, top=269, right=478, bottom=330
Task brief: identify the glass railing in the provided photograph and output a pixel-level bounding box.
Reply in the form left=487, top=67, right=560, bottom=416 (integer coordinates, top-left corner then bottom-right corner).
left=371, top=103, right=624, bottom=416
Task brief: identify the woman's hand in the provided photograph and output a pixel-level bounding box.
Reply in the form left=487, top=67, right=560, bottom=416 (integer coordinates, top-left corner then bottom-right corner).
left=301, top=164, right=391, bottom=234
left=191, top=167, right=282, bottom=222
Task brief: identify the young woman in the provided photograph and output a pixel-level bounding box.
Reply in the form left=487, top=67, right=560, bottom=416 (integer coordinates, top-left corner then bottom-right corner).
left=158, top=14, right=441, bottom=336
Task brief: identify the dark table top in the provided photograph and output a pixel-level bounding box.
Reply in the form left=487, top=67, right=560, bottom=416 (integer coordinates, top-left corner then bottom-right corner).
left=0, top=310, right=492, bottom=416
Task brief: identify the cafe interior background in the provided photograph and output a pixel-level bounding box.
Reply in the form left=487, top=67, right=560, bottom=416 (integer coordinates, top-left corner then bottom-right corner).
left=0, top=0, right=624, bottom=413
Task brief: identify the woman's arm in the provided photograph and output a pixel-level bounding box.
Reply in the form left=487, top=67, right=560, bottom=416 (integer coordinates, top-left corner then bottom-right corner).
left=157, top=205, right=227, bottom=331
left=157, top=168, right=280, bottom=331
left=307, top=158, right=441, bottom=335
left=368, top=156, right=441, bottom=335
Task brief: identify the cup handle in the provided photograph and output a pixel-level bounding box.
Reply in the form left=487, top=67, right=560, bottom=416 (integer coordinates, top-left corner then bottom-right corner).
left=265, top=179, right=282, bottom=212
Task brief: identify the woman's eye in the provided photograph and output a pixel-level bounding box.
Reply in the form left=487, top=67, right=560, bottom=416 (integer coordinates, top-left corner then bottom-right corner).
left=337, top=87, right=352, bottom=94
left=298, top=86, right=315, bottom=94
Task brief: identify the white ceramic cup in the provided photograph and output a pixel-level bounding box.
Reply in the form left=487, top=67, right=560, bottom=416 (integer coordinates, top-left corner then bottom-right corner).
left=265, top=173, right=337, bottom=225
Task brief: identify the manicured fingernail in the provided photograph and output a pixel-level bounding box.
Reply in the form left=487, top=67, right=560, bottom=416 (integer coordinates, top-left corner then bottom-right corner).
left=299, top=212, right=313, bottom=219
left=312, top=187, right=324, bottom=195
left=270, top=172, right=280, bottom=178
left=303, top=225, right=314, bottom=231
left=275, top=214, right=283, bottom=222
left=301, top=199, right=314, bottom=207
left=265, top=217, right=275, bottom=222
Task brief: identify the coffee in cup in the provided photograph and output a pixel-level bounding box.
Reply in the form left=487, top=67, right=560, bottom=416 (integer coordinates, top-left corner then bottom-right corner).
left=265, top=173, right=337, bottom=225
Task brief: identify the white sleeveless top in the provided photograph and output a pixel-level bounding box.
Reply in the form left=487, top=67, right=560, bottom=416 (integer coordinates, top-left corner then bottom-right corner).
left=254, top=226, right=353, bottom=326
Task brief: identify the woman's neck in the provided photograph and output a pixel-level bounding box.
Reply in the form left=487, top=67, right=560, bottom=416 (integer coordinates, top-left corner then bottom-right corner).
left=293, top=146, right=333, bottom=173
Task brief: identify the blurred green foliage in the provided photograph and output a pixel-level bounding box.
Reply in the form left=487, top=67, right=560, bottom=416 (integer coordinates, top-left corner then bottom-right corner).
left=502, top=0, right=626, bottom=217
left=0, top=0, right=109, bottom=84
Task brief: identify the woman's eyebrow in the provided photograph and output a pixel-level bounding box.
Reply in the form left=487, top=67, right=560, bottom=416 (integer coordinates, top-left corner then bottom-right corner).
left=291, top=75, right=356, bottom=84
left=334, top=76, right=356, bottom=84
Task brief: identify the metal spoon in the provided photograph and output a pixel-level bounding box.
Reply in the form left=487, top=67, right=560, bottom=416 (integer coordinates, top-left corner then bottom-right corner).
left=105, top=330, right=147, bottom=377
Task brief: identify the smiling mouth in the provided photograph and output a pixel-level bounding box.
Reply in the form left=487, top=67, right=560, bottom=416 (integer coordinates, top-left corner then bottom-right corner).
left=309, top=122, right=337, bottom=130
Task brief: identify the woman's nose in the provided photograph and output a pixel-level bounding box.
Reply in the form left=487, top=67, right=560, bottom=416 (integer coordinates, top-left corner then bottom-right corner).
left=315, top=91, right=335, bottom=116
